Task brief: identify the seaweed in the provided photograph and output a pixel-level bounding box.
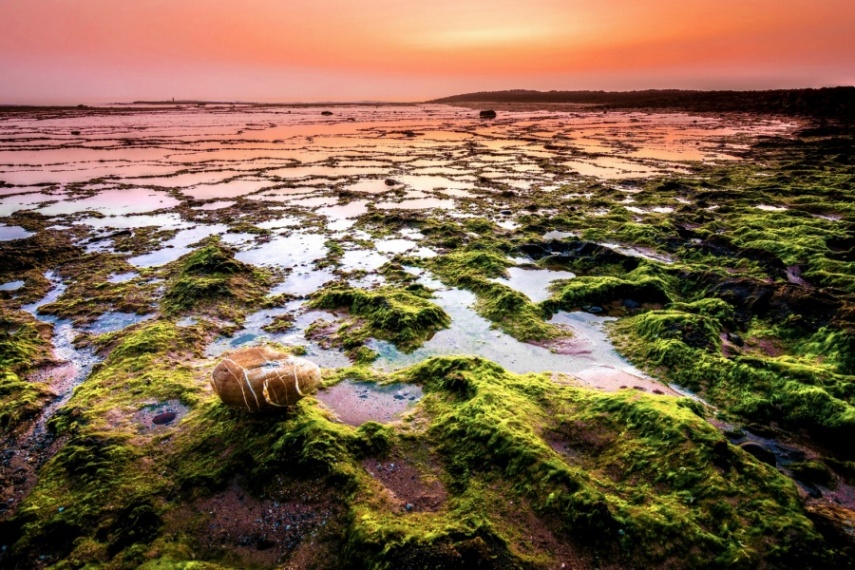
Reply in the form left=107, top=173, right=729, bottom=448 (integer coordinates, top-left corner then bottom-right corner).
left=309, top=285, right=450, bottom=353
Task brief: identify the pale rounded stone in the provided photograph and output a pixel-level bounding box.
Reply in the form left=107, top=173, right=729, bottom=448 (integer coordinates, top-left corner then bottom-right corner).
left=211, top=346, right=321, bottom=412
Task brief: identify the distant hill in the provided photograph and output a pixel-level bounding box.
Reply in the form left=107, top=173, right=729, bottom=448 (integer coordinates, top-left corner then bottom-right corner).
left=432, top=87, right=855, bottom=118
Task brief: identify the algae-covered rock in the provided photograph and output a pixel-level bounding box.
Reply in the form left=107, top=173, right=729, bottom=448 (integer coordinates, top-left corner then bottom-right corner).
left=309, top=285, right=451, bottom=352
left=211, top=347, right=321, bottom=412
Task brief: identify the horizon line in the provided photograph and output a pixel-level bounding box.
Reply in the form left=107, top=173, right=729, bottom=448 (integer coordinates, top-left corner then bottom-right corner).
left=1, top=85, right=853, bottom=108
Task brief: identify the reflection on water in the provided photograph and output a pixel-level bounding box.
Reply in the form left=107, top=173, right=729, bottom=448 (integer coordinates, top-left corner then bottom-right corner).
left=205, top=301, right=350, bottom=369
left=107, top=272, right=137, bottom=284
left=129, top=224, right=229, bottom=267
left=193, top=200, right=237, bottom=211
left=270, top=268, right=337, bottom=297
left=235, top=232, right=328, bottom=268
left=0, top=280, right=25, bottom=291
left=21, top=272, right=102, bottom=439
left=340, top=249, right=389, bottom=272
left=1, top=104, right=795, bottom=386
left=37, top=188, right=180, bottom=216
left=368, top=272, right=659, bottom=387
left=83, top=311, right=155, bottom=335
left=0, top=224, right=34, bottom=241
left=182, top=178, right=273, bottom=200
left=491, top=266, right=576, bottom=303
left=77, top=213, right=189, bottom=230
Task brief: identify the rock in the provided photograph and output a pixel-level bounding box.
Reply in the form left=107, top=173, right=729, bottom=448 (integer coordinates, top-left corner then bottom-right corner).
left=499, top=209, right=512, bottom=216
left=479, top=110, right=497, bottom=119
left=739, top=441, right=776, bottom=466
left=152, top=412, right=176, bottom=425
left=211, top=347, right=321, bottom=412
left=585, top=305, right=604, bottom=314
left=321, top=111, right=333, bottom=116
left=384, top=178, right=399, bottom=186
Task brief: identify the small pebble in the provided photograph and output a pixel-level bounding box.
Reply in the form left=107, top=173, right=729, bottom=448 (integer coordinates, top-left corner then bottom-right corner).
left=152, top=411, right=176, bottom=425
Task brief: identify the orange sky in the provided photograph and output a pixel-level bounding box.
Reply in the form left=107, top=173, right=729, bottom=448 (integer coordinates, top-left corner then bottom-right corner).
left=1, top=0, right=853, bottom=103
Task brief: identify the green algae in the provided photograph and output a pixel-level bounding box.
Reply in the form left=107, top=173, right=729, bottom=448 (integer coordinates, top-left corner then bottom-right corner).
left=309, top=284, right=451, bottom=353
left=789, top=460, right=836, bottom=488
left=36, top=253, right=156, bottom=325
left=547, top=270, right=672, bottom=314
left=3, top=320, right=208, bottom=567
left=425, top=246, right=512, bottom=281
left=260, top=313, right=295, bottom=333
left=0, top=213, right=85, bottom=278
left=499, top=128, right=855, bottom=462
left=0, top=309, right=55, bottom=432
left=613, top=310, right=855, bottom=453
left=423, top=246, right=561, bottom=341
left=2, top=318, right=844, bottom=569
left=162, top=237, right=271, bottom=320
left=0, top=371, right=52, bottom=433
left=345, top=356, right=834, bottom=568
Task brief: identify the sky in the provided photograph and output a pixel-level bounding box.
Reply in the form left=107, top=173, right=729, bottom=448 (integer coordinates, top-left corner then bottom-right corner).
left=1, top=0, right=853, bottom=104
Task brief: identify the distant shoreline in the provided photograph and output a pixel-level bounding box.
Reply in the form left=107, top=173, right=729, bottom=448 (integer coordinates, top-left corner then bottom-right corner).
left=1, top=86, right=853, bottom=119
left=431, top=87, right=855, bottom=118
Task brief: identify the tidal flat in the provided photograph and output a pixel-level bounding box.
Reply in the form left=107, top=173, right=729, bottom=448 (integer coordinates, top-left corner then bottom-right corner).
left=0, top=103, right=853, bottom=568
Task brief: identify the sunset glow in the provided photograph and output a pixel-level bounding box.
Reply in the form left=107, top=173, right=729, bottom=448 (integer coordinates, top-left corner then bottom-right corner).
left=1, top=0, right=854, bottom=102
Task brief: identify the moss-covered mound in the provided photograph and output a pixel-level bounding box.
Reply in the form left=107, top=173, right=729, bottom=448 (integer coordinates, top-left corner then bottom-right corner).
left=425, top=247, right=561, bottom=341
left=1, top=344, right=842, bottom=568
left=613, top=303, right=855, bottom=455
left=0, top=308, right=55, bottom=432
left=2, top=319, right=207, bottom=567
left=548, top=271, right=672, bottom=314
left=309, top=284, right=450, bottom=353
left=163, top=238, right=271, bottom=320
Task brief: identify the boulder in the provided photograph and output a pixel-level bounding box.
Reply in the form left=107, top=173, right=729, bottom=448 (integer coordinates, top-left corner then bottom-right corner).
left=211, top=347, right=321, bottom=412
left=479, top=110, right=497, bottom=119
